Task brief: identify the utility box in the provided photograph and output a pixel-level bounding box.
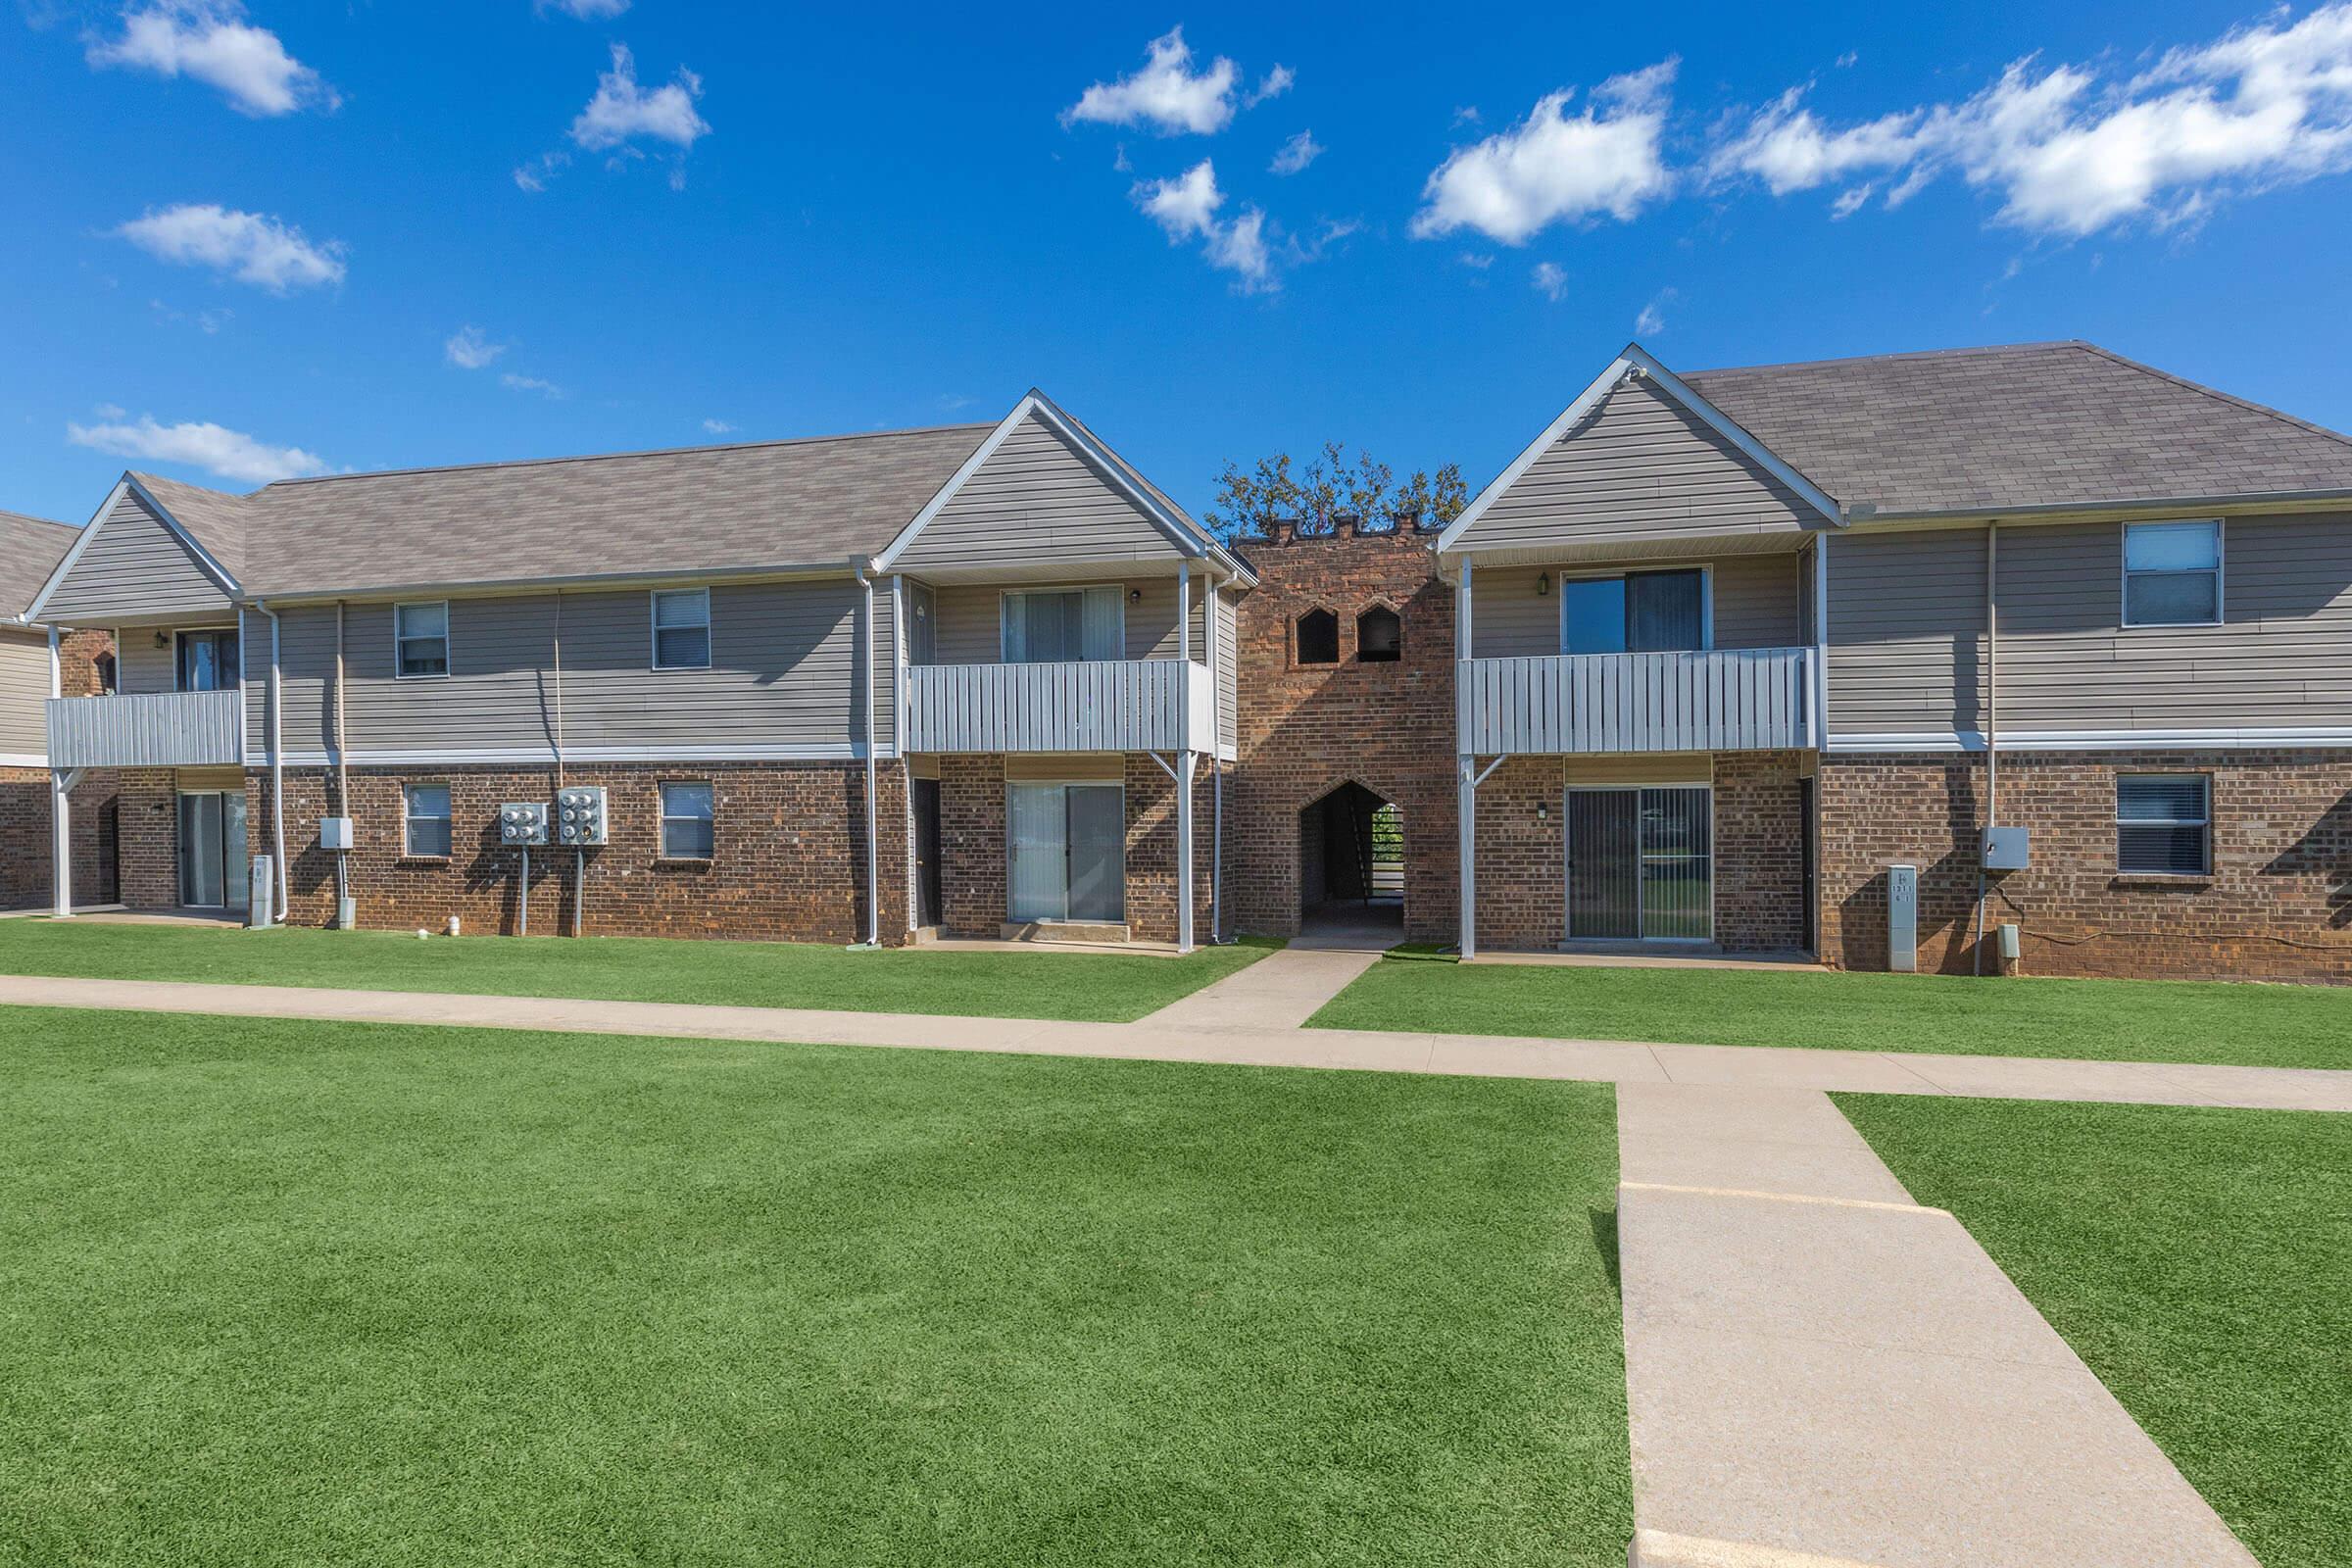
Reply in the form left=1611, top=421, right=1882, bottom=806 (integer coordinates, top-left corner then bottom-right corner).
left=554, top=785, right=608, bottom=848
left=499, top=803, right=549, bottom=847
left=1886, top=863, right=1918, bottom=973
left=319, top=815, right=355, bottom=851
left=1998, top=922, right=2022, bottom=962
left=1982, top=825, right=2031, bottom=870
left=249, top=856, right=275, bottom=929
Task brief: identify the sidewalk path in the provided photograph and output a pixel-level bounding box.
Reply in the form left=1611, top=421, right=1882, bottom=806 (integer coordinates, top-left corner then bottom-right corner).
left=3, top=973, right=2347, bottom=1111
left=1137, top=947, right=1381, bottom=1031
left=1616, top=1084, right=2258, bottom=1567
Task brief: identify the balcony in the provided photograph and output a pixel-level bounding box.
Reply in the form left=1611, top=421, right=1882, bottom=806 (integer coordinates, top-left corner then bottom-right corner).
left=46, top=690, right=246, bottom=769
left=902, top=659, right=1212, bottom=754
left=1457, top=647, right=1815, bottom=755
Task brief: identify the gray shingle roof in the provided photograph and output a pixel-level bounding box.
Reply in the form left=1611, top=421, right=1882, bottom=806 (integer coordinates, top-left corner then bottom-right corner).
left=1, top=509, right=75, bottom=617
left=162, top=423, right=996, bottom=598
left=1679, top=341, right=2352, bottom=516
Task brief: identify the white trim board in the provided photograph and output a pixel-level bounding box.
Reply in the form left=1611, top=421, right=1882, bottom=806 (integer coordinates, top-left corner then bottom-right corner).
left=276, top=743, right=881, bottom=767
left=0, top=752, right=46, bottom=768
left=1828, top=727, right=2352, bottom=753
left=1434, top=343, right=1845, bottom=559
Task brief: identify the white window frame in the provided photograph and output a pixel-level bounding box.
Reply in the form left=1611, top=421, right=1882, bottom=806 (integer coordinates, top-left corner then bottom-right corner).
left=650, top=587, right=712, bottom=671
left=2115, top=772, right=2212, bottom=877
left=394, top=600, right=452, bottom=680
left=171, top=626, right=242, bottom=694
left=660, top=780, right=715, bottom=861
left=403, top=782, right=453, bottom=860
left=2121, top=519, right=2225, bottom=629
left=999, top=583, right=1127, bottom=664
left=1555, top=564, right=1714, bottom=655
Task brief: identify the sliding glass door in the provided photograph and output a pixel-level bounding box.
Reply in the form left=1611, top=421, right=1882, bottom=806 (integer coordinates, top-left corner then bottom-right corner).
left=1008, top=783, right=1124, bottom=923
left=1566, top=786, right=1711, bottom=941
left=177, top=791, right=250, bottom=911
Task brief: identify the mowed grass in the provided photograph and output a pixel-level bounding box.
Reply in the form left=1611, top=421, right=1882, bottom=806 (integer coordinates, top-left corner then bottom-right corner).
left=0, top=920, right=1274, bottom=1022
left=0, top=1007, right=1631, bottom=1567
left=1839, top=1094, right=2352, bottom=1568
left=1309, top=955, right=2352, bottom=1069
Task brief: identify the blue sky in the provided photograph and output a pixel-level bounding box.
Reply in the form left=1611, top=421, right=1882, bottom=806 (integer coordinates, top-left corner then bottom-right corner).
left=5, top=0, right=2351, bottom=528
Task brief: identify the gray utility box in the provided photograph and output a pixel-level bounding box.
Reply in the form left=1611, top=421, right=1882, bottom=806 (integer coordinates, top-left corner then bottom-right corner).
left=1982, top=825, right=2032, bottom=870
left=1886, top=863, right=1918, bottom=973
left=499, top=803, right=550, bottom=846
left=554, top=785, right=608, bottom=848
left=319, top=815, right=355, bottom=851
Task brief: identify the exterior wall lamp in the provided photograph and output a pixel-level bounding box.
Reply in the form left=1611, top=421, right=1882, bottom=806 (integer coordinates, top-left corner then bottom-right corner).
left=1537, top=571, right=1551, bottom=597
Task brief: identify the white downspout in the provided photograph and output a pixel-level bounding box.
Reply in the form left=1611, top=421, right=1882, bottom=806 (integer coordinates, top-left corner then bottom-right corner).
left=48, top=625, right=71, bottom=918
left=334, top=601, right=351, bottom=927
left=1174, top=560, right=1194, bottom=953
left=1207, top=566, right=1227, bottom=944
left=857, top=567, right=880, bottom=948
left=257, top=601, right=289, bottom=923
left=893, top=574, right=914, bottom=934
left=1456, top=557, right=1477, bottom=959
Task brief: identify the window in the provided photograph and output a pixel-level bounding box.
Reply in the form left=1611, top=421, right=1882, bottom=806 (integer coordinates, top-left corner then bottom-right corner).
left=1007, top=782, right=1123, bottom=923
left=661, top=781, right=715, bottom=859
left=652, top=588, right=711, bottom=669
left=2117, top=774, right=2211, bottom=876
left=174, top=629, right=239, bottom=692
left=1559, top=569, right=1706, bottom=655
left=1002, top=587, right=1123, bottom=662
left=404, top=784, right=452, bottom=858
left=1296, top=608, right=1338, bottom=664
left=1355, top=606, right=1401, bottom=662
left=396, top=602, right=450, bottom=678
left=2124, top=521, right=2222, bottom=626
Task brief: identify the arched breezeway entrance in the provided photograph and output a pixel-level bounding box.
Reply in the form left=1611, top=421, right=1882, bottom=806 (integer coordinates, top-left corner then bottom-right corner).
left=1297, top=780, right=1405, bottom=949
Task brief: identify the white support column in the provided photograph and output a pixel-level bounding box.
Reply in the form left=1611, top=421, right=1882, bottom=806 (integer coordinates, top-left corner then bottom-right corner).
left=51, top=769, right=76, bottom=918
left=1175, top=749, right=1196, bottom=954
left=1204, top=573, right=1223, bottom=944
left=1456, top=559, right=1477, bottom=957
left=1177, top=561, right=1192, bottom=666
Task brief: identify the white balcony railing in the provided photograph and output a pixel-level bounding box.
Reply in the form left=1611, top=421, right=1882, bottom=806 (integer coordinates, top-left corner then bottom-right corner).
left=46, top=690, right=246, bottom=769
left=1458, top=648, right=1815, bottom=755
left=902, top=659, right=1210, bottom=753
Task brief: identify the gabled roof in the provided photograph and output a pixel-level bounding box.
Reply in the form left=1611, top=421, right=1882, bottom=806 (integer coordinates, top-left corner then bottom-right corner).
left=876, top=390, right=1253, bottom=583
left=127, top=472, right=254, bottom=585
left=1, top=509, right=75, bottom=619
left=1680, top=341, right=2352, bottom=517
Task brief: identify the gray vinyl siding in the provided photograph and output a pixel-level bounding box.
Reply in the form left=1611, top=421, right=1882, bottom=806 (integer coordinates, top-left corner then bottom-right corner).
left=1215, top=587, right=1238, bottom=753
left=1470, top=557, right=1804, bottom=658
left=1461, top=378, right=1833, bottom=552
left=0, top=631, right=47, bottom=756
left=929, top=578, right=1185, bottom=663
left=891, top=413, right=1181, bottom=572
left=1825, top=514, right=2352, bottom=739
left=39, top=493, right=234, bottom=620
left=120, top=626, right=234, bottom=697
left=245, top=578, right=887, bottom=760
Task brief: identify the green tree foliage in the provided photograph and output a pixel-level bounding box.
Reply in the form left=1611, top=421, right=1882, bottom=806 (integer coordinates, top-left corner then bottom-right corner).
left=1205, top=444, right=1467, bottom=539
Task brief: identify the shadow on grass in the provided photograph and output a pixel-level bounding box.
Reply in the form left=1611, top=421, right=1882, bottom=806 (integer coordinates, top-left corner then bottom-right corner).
left=1589, top=1206, right=1621, bottom=1296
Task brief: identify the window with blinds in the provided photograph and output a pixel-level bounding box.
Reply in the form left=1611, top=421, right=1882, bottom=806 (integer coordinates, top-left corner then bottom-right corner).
left=1002, top=587, right=1124, bottom=662
left=2116, top=773, right=2211, bottom=875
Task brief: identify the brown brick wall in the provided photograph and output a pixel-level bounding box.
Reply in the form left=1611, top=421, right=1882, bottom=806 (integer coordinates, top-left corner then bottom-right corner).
left=252, top=760, right=908, bottom=943
left=1228, top=520, right=1457, bottom=942
left=1470, top=756, right=1564, bottom=951
left=2, top=631, right=120, bottom=907
left=1820, top=750, right=2352, bottom=982
left=1714, top=751, right=1809, bottom=953
left=933, top=753, right=1215, bottom=944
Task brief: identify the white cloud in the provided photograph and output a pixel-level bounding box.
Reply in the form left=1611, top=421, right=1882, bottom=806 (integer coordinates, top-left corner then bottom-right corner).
left=115, top=204, right=345, bottom=292
left=1131, top=159, right=1280, bottom=292
left=570, top=44, right=710, bottom=152
left=502, top=372, right=563, bottom=398
left=1064, top=26, right=1240, bottom=135
left=444, top=325, right=507, bottom=369
left=1635, top=287, right=1677, bottom=334
left=1270, top=128, right=1323, bottom=174
left=68, top=413, right=328, bottom=484
left=1245, top=64, right=1294, bottom=109
left=1412, top=59, right=1679, bottom=243
left=85, top=1, right=335, bottom=117
left=543, top=0, right=628, bottom=17
left=1457, top=251, right=1494, bottom=270
left=94, top=403, right=127, bottom=419
left=514, top=151, right=570, bottom=192
left=1712, top=4, right=2352, bottom=235
left=701, top=417, right=737, bottom=434
left=1531, top=261, right=1568, bottom=302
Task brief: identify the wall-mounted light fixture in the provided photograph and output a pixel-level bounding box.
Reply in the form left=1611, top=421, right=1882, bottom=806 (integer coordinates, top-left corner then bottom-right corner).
left=1536, top=571, right=1551, bottom=597
left=1537, top=803, right=1548, bottom=820
left=154, top=630, right=171, bottom=649
left=1129, top=588, right=1143, bottom=603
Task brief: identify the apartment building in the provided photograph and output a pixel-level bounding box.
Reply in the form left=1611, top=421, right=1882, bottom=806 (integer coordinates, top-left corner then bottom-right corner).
left=26, top=392, right=1246, bottom=949
left=20, top=341, right=2352, bottom=981
left=2, top=509, right=114, bottom=910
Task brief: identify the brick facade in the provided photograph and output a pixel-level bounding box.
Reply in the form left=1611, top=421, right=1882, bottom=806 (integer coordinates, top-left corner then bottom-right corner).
left=932, top=752, right=1216, bottom=945
left=1469, top=756, right=1564, bottom=951
left=1714, top=751, right=1810, bottom=954
left=1819, top=750, right=2352, bottom=982
left=252, top=760, right=908, bottom=943
left=1, top=630, right=119, bottom=908
left=1227, top=519, right=1458, bottom=942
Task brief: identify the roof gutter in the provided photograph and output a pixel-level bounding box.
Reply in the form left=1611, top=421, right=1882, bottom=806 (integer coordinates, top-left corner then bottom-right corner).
left=1847, top=486, right=2352, bottom=527
left=238, top=555, right=869, bottom=607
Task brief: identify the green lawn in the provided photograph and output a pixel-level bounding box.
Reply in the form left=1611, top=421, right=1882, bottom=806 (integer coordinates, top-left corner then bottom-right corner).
left=1308, top=955, right=2352, bottom=1069
left=0, top=920, right=1274, bottom=1023
left=1839, top=1095, right=2352, bottom=1568
left=0, top=1007, right=1631, bottom=1567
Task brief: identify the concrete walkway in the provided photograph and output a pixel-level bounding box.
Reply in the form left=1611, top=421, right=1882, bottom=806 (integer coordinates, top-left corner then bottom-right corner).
left=1617, top=1084, right=2258, bottom=1567
left=3, top=972, right=2347, bottom=1111
left=1137, top=947, right=1381, bottom=1031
